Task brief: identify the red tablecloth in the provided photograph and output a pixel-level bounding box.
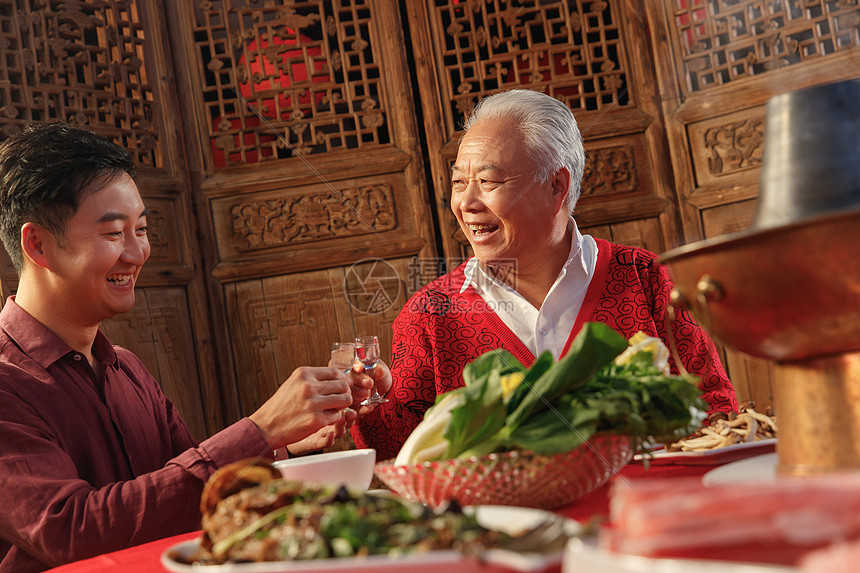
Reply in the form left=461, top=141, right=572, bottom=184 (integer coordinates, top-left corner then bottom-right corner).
left=44, top=462, right=711, bottom=573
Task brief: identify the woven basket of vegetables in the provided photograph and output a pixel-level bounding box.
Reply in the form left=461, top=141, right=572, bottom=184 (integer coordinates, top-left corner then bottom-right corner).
left=375, top=433, right=633, bottom=510
left=375, top=322, right=708, bottom=510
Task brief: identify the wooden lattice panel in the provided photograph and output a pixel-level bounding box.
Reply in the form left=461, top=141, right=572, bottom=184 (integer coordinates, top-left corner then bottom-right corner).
left=0, top=0, right=160, bottom=167
left=673, top=0, right=860, bottom=92
left=192, top=0, right=391, bottom=168
left=432, top=0, right=633, bottom=128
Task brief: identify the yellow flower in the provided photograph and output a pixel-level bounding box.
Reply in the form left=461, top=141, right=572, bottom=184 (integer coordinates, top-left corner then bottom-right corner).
left=615, top=332, right=671, bottom=375
left=500, top=371, right=525, bottom=398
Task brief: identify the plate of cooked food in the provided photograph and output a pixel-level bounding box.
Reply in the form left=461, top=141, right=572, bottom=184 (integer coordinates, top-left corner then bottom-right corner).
left=634, top=403, right=778, bottom=466
left=161, top=459, right=580, bottom=573
left=634, top=438, right=777, bottom=465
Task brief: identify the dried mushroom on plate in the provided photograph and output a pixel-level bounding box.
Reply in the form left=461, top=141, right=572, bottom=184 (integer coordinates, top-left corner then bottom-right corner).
left=667, top=401, right=777, bottom=452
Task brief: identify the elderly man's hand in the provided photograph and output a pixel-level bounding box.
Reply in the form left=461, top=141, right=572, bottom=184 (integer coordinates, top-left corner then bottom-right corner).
left=282, top=407, right=358, bottom=456
left=249, top=366, right=353, bottom=449
left=346, top=359, right=392, bottom=416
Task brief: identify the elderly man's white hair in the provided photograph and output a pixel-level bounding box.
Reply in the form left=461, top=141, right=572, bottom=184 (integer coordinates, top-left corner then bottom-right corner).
left=462, top=89, right=586, bottom=214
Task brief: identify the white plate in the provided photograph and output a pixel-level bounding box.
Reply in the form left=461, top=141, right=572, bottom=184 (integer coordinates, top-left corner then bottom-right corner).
left=633, top=439, right=777, bottom=466
left=563, top=538, right=800, bottom=573
left=161, top=505, right=580, bottom=573
left=701, top=452, right=779, bottom=486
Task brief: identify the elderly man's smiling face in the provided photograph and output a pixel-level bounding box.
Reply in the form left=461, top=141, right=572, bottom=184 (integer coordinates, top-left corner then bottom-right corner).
left=451, top=118, right=568, bottom=272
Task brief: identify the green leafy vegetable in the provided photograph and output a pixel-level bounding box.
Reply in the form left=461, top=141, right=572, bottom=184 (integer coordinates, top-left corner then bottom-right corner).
left=504, top=322, right=629, bottom=430
left=440, top=358, right=508, bottom=459
left=395, top=322, right=708, bottom=465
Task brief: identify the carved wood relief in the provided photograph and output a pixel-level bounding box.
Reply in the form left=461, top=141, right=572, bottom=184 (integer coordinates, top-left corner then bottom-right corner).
left=228, top=182, right=397, bottom=251
left=572, top=132, right=672, bottom=234
left=581, top=144, right=638, bottom=197
left=701, top=118, right=765, bottom=176
left=688, top=109, right=766, bottom=188
left=208, top=170, right=425, bottom=281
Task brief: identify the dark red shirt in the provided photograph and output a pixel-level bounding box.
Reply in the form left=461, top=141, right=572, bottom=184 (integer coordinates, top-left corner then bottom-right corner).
left=0, top=298, right=270, bottom=572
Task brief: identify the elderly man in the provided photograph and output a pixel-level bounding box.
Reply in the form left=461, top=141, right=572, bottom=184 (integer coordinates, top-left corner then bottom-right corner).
left=0, top=123, right=385, bottom=572
left=352, top=89, right=737, bottom=460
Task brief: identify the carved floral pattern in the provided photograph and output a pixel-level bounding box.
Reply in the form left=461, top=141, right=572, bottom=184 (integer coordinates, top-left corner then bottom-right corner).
left=582, top=145, right=638, bottom=196
left=703, top=117, right=765, bottom=175
left=229, top=183, right=397, bottom=251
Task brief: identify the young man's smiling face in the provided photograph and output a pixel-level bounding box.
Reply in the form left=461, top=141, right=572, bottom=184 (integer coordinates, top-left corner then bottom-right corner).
left=42, top=172, right=150, bottom=326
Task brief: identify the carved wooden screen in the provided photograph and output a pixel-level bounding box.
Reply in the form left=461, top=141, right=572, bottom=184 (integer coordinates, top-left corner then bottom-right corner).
left=198, top=4, right=390, bottom=167
left=0, top=0, right=218, bottom=438
left=163, top=0, right=437, bottom=416
left=645, top=0, right=860, bottom=407
left=404, top=0, right=683, bottom=273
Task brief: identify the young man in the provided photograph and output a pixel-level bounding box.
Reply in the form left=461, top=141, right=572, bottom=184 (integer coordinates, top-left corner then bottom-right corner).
left=0, top=123, right=384, bottom=572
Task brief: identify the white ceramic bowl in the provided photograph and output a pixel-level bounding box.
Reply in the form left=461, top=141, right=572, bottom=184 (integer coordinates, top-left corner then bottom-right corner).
left=272, top=448, right=376, bottom=491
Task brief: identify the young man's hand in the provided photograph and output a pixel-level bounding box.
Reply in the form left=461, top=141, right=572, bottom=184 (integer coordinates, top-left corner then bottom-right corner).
left=249, top=366, right=353, bottom=449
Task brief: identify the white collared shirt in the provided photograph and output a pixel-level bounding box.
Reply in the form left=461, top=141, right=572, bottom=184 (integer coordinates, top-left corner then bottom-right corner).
left=460, top=218, right=598, bottom=360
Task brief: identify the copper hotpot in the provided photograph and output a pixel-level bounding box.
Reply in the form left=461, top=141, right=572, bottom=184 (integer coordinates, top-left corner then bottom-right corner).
left=660, top=79, right=860, bottom=476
